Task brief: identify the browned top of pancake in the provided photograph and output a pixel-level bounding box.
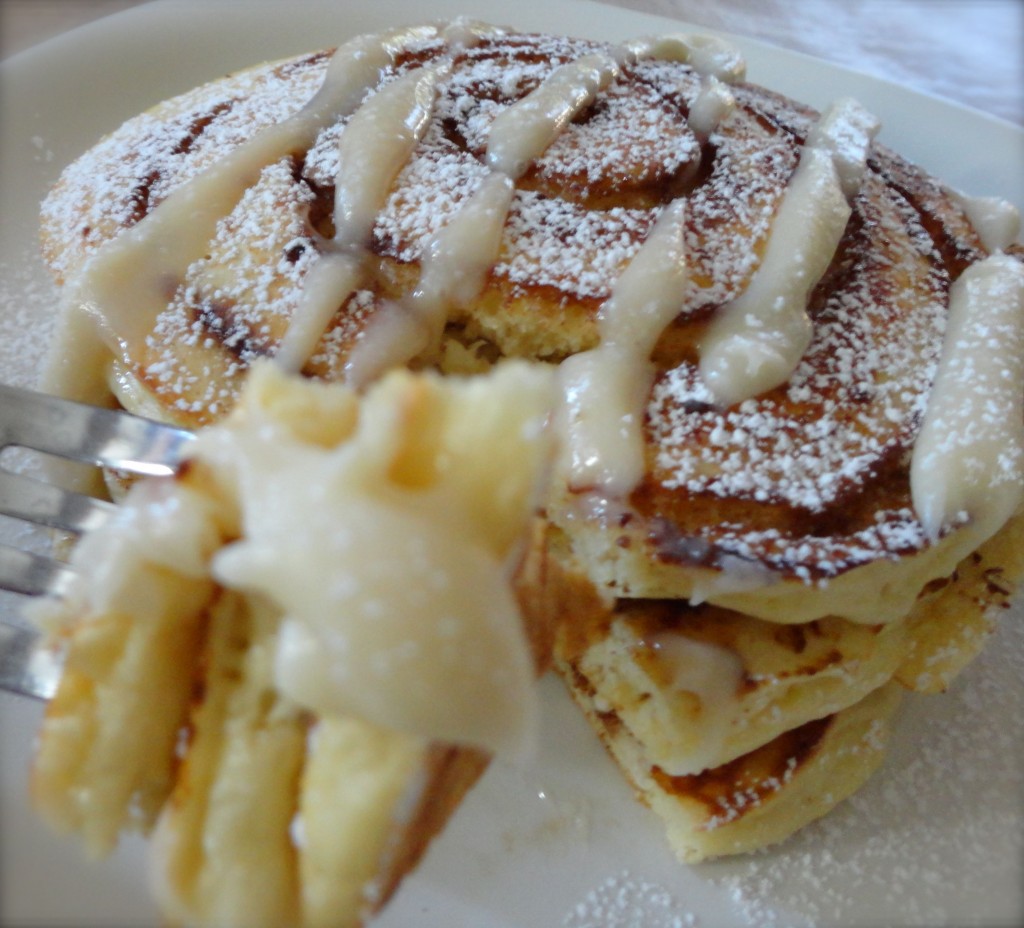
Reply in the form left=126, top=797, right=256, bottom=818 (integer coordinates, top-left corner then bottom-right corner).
left=651, top=713, right=834, bottom=826
left=40, top=26, right=1004, bottom=579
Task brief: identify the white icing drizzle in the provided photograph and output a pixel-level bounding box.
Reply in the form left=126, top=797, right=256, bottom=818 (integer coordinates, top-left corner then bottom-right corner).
left=645, top=632, right=746, bottom=773
left=335, top=68, right=440, bottom=248
left=680, top=33, right=747, bottom=83
left=439, top=17, right=506, bottom=53
left=549, top=45, right=744, bottom=495
left=559, top=348, right=653, bottom=494
left=342, top=40, right=511, bottom=383
left=485, top=53, right=622, bottom=179
left=417, top=173, right=514, bottom=310
left=594, top=199, right=690, bottom=352
left=806, top=97, right=881, bottom=198
left=698, top=98, right=879, bottom=407
left=622, top=34, right=692, bottom=64
left=277, top=66, right=441, bottom=371
left=560, top=200, right=689, bottom=494
left=344, top=173, right=515, bottom=386
left=688, top=75, right=735, bottom=141
left=947, top=189, right=1022, bottom=252
left=911, top=253, right=1024, bottom=541
left=625, top=33, right=746, bottom=83
left=625, top=36, right=739, bottom=141
left=276, top=252, right=364, bottom=374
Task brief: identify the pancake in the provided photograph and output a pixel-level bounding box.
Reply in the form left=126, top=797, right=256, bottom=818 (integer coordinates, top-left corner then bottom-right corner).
left=32, top=16, right=1024, bottom=920
left=39, top=23, right=1022, bottom=626
left=585, top=680, right=905, bottom=863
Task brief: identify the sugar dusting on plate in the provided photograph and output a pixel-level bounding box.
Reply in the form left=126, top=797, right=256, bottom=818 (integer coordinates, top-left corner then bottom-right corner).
left=0, top=247, right=57, bottom=389
left=562, top=870, right=698, bottom=928
left=705, top=609, right=1024, bottom=927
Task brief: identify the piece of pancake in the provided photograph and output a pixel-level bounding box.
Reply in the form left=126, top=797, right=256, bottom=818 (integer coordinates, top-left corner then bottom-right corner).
left=33, top=16, right=1023, bottom=917
left=552, top=510, right=1023, bottom=862
left=554, top=509, right=1024, bottom=783
left=29, top=361, right=559, bottom=928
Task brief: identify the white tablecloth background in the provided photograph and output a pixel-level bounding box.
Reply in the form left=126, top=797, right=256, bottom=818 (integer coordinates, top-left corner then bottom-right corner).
left=1, top=0, right=1021, bottom=126
left=616, top=0, right=1022, bottom=125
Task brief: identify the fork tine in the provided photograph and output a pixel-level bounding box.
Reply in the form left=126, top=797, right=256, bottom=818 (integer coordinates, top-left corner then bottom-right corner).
left=0, top=383, right=194, bottom=603
left=0, top=469, right=115, bottom=535
left=0, top=383, right=194, bottom=476
left=0, top=543, right=76, bottom=598
left=0, top=386, right=192, bottom=691
left=0, top=621, right=60, bottom=700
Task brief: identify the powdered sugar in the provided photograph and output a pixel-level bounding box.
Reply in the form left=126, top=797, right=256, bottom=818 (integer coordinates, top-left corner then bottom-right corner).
left=563, top=871, right=698, bottom=928
left=374, top=130, right=492, bottom=261
left=0, top=251, right=57, bottom=389
left=534, top=77, right=700, bottom=190
left=40, top=53, right=327, bottom=284
left=499, top=192, right=655, bottom=299
left=644, top=161, right=955, bottom=573
left=141, top=158, right=318, bottom=418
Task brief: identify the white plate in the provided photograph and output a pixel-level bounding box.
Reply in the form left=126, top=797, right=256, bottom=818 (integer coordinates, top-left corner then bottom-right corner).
left=1, top=2, right=1022, bottom=926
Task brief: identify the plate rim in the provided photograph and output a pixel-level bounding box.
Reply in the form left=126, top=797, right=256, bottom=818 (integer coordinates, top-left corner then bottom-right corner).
left=1, top=2, right=1022, bottom=927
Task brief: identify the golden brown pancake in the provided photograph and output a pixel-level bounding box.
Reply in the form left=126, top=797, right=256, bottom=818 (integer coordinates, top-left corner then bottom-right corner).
left=39, top=25, right=1014, bottom=622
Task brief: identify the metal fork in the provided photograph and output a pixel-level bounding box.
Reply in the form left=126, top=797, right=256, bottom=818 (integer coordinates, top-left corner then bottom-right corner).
left=0, top=383, right=195, bottom=699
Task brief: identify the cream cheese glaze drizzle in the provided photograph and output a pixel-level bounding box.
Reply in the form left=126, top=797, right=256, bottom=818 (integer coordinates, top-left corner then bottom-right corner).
left=688, top=76, right=736, bottom=141
left=911, top=253, right=1024, bottom=541
left=486, top=53, right=622, bottom=179
left=698, top=98, right=880, bottom=408
left=345, top=172, right=515, bottom=386
left=947, top=190, right=1022, bottom=253
left=560, top=199, right=689, bottom=494
left=624, top=33, right=746, bottom=82
left=276, top=66, right=442, bottom=371
left=645, top=632, right=746, bottom=774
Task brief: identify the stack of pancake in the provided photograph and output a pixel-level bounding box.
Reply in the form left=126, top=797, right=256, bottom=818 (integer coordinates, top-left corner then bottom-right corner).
left=32, top=19, right=1024, bottom=924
